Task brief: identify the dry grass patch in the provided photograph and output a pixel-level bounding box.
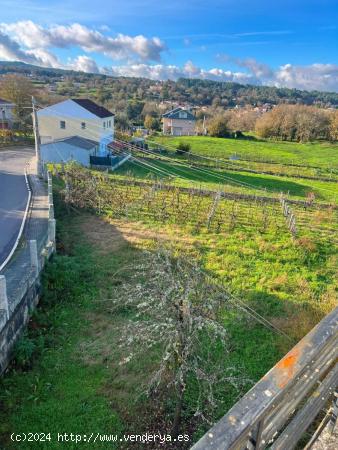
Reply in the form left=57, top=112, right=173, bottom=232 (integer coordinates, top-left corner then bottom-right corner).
left=79, top=214, right=197, bottom=254
left=79, top=214, right=128, bottom=253
left=272, top=287, right=337, bottom=345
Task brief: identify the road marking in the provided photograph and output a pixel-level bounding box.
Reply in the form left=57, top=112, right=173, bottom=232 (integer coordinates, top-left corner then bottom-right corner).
left=0, top=168, right=32, bottom=272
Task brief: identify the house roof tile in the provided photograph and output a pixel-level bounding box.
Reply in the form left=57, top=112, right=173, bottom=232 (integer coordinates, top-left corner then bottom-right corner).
left=162, top=107, right=195, bottom=120
left=71, top=98, right=114, bottom=118
left=50, top=136, right=98, bottom=150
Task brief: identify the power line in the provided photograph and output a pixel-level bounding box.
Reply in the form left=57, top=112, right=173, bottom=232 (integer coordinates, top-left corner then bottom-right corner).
left=31, top=109, right=197, bottom=184
left=184, top=260, right=294, bottom=342
left=32, top=105, right=337, bottom=198
left=31, top=105, right=255, bottom=190
left=146, top=137, right=246, bottom=170
left=114, top=138, right=272, bottom=194
left=29, top=106, right=271, bottom=191
left=145, top=138, right=338, bottom=196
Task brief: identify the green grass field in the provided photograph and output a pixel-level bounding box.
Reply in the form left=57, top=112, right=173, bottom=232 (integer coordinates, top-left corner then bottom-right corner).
left=114, top=157, right=338, bottom=203
left=151, top=135, right=338, bottom=168
left=0, top=165, right=336, bottom=448
left=111, top=134, right=338, bottom=204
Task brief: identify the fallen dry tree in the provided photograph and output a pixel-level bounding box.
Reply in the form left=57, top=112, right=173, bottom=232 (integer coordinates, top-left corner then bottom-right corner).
left=104, top=249, right=252, bottom=437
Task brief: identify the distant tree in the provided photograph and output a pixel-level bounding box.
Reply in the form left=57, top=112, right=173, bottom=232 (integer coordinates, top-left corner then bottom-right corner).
left=1, top=63, right=338, bottom=110
left=255, top=104, right=331, bottom=142
left=0, top=74, right=35, bottom=124
left=161, top=86, right=170, bottom=100
left=144, top=114, right=160, bottom=131
left=96, top=87, right=111, bottom=104
left=141, top=101, right=160, bottom=118
left=208, top=116, right=230, bottom=138
left=126, top=100, right=145, bottom=121
left=329, top=110, right=338, bottom=141
left=227, top=109, right=259, bottom=132
left=115, top=113, right=131, bottom=131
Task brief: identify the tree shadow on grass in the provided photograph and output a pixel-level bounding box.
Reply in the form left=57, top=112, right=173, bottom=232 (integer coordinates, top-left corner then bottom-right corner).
left=115, top=159, right=323, bottom=199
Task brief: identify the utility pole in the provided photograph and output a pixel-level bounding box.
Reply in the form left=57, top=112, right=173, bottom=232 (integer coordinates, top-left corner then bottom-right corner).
left=1, top=108, right=5, bottom=143
left=32, top=96, right=43, bottom=178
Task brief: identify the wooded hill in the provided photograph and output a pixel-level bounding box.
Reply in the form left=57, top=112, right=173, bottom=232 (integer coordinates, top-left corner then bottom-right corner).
left=0, top=61, right=337, bottom=108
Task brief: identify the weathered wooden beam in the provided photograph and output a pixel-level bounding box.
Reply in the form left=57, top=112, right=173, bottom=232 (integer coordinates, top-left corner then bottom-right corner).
left=191, top=307, right=338, bottom=450
left=261, top=338, right=337, bottom=443
left=270, top=364, right=338, bottom=450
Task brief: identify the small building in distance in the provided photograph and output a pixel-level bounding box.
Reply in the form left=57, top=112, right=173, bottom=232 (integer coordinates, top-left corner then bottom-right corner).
left=0, top=98, right=15, bottom=129
left=162, top=107, right=196, bottom=136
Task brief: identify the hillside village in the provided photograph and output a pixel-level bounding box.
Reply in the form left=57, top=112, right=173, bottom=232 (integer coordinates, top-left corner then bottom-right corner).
left=0, top=55, right=337, bottom=450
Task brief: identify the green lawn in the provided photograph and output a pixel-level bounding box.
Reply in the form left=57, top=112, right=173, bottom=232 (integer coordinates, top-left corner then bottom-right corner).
left=0, top=198, right=284, bottom=449
left=0, top=173, right=336, bottom=448
left=114, top=158, right=338, bottom=203
left=151, top=135, right=338, bottom=169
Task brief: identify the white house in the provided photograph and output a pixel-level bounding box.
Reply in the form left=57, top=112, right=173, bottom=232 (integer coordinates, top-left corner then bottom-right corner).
left=37, top=98, right=128, bottom=168
left=37, top=98, right=114, bottom=153
left=162, top=107, right=196, bottom=136
left=0, top=98, right=15, bottom=129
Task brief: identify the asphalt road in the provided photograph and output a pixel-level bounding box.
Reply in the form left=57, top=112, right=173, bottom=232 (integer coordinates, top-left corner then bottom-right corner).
left=0, top=147, right=35, bottom=268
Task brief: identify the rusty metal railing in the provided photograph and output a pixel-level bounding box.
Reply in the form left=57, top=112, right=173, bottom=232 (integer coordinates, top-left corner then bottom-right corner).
left=192, top=306, right=338, bottom=450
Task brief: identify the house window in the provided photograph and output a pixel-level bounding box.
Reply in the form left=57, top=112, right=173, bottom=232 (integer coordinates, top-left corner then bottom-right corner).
left=179, top=111, right=187, bottom=119
left=108, top=120, right=111, bottom=128
left=81, top=122, right=86, bottom=129
left=103, top=121, right=106, bottom=128
left=60, top=120, right=66, bottom=129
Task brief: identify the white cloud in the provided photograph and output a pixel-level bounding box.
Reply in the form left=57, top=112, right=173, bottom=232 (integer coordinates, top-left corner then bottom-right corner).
left=110, top=63, right=184, bottom=80
left=107, top=61, right=338, bottom=92
left=26, top=48, right=62, bottom=68
left=68, top=55, right=100, bottom=73
left=0, top=20, right=166, bottom=62
left=108, top=62, right=254, bottom=84
left=217, top=54, right=338, bottom=91
left=0, top=30, right=63, bottom=68
left=183, top=60, right=201, bottom=77
left=232, top=57, right=273, bottom=79
left=0, top=20, right=337, bottom=92
left=275, top=63, right=338, bottom=92
left=0, top=31, right=34, bottom=62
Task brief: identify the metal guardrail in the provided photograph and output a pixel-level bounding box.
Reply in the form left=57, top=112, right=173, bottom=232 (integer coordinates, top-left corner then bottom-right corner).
left=192, top=306, right=338, bottom=450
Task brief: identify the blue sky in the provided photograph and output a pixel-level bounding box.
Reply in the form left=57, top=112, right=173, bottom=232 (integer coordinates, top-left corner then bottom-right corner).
left=0, top=0, right=337, bottom=91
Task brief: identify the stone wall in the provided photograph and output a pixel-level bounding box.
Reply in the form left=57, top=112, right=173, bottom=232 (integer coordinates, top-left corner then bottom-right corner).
left=0, top=169, right=54, bottom=374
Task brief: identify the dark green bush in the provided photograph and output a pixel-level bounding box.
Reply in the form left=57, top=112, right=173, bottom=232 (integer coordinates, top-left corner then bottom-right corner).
left=176, top=142, right=191, bottom=155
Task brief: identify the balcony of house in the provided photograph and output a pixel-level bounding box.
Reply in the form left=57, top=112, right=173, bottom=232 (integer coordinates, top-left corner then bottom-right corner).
left=89, top=153, right=131, bottom=170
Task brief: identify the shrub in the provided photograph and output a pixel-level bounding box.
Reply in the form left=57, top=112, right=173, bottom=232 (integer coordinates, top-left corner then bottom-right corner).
left=13, top=333, right=45, bottom=370
left=176, top=142, right=191, bottom=155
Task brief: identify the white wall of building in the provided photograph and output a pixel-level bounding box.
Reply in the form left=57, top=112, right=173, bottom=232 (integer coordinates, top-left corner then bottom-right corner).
left=41, top=141, right=96, bottom=167
left=37, top=99, right=114, bottom=145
